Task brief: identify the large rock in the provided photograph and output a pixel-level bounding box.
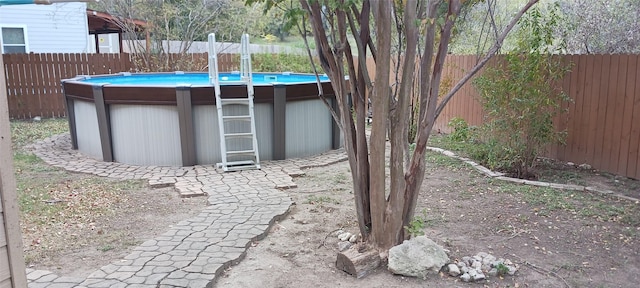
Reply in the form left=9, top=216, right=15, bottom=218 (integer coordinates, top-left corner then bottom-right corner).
left=387, top=236, right=449, bottom=279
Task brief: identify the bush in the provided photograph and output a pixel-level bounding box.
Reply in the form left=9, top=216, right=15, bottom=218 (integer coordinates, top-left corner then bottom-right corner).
left=472, top=4, right=571, bottom=178
left=252, top=53, right=321, bottom=73
left=447, top=117, right=471, bottom=142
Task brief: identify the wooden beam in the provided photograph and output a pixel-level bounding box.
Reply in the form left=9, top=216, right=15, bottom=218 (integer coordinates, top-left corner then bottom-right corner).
left=0, top=50, right=28, bottom=288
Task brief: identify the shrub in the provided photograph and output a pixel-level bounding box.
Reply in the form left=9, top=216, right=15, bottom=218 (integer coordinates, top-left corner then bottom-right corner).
left=447, top=117, right=471, bottom=142
left=472, top=4, right=571, bottom=178
left=252, top=53, right=321, bottom=73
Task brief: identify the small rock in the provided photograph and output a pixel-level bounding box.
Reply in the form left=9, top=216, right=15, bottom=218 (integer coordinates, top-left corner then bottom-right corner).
left=338, top=232, right=351, bottom=241
left=462, top=256, right=471, bottom=263
left=507, top=266, right=517, bottom=276
left=337, top=241, right=352, bottom=252
left=472, top=255, right=482, bottom=262
left=348, top=234, right=358, bottom=243
left=488, top=268, right=498, bottom=276
left=483, top=255, right=496, bottom=265
left=567, top=161, right=575, bottom=166
left=504, top=259, right=513, bottom=266
left=460, top=266, right=469, bottom=274
left=476, top=252, right=489, bottom=258
left=460, top=273, right=471, bottom=282
left=492, top=260, right=503, bottom=268
left=468, top=269, right=477, bottom=278
left=33, top=116, right=42, bottom=122
left=578, top=163, right=592, bottom=170
left=447, top=264, right=461, bottom=277
left=471, top=260, right=482, bottom=270
left=457, top=261, right=467, bottom=268
left=473, top=272, right=486, bottom=281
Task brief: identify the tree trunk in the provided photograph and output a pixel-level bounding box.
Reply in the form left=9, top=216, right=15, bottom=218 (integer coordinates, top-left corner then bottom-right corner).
left=369, top=0, right=393, bottom=250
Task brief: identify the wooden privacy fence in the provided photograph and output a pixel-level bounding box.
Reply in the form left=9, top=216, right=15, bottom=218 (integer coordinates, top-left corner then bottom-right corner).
left=3, top=53, right=132, bottom=119
left=2, top=53, right=240, bottom=119
left=435, top=54, right=640, bottom=180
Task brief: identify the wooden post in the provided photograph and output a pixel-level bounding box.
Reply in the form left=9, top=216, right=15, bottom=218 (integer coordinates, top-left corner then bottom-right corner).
left=0, top=50, right=28, bottom=288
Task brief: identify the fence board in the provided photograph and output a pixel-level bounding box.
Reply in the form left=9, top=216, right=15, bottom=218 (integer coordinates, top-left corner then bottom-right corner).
left=567, top=55, right=581, bottom=162
left=602, top=56, right=620, bottom=172
left=610, top=56, right=629, bottom=174
left=592, top=55, right=610, bottom=169
left=628, top=57, right=640, bottom=179
left=579, top=55, right=594, bottom=163
left=617, top=55, right=635, bottom=175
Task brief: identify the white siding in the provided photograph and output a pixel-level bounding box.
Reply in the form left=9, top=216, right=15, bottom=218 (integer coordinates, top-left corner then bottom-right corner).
left=0, top=3, right=88, bottom=53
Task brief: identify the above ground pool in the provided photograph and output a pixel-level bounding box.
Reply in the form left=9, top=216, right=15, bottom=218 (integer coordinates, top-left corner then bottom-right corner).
left=62, top=72, right=340, bottom=167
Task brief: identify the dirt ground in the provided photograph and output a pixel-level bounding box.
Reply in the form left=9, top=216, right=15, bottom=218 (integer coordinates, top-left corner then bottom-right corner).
left=22, top=149, right=639, bottom=287
left=21, top=173, right=208, bottom=278
left=216, top=154, right=640, bottom=288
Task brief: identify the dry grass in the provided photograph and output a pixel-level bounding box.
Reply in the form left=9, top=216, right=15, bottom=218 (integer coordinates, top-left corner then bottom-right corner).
left=11, top=119, right=145, bottom=263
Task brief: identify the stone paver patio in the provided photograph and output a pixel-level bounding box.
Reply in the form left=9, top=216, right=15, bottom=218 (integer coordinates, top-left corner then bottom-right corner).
left=25, top=133, right=346, bottom=288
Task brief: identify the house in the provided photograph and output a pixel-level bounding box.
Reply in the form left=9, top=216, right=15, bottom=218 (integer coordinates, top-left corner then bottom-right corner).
left=0, top=3, right=89, bottom=53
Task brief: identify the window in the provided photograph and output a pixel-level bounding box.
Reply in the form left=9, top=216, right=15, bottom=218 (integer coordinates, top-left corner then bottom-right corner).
left=1, top=25, right=28, bottom=54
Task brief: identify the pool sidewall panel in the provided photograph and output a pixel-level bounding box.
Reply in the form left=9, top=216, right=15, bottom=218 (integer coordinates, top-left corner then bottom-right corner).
left=193, top=104, right=273, bottom=165
left=73, top=101, right=103, bottom=160
left=285, top=99, right=332, bottom=158
left=109, top=105, right=182, bottom=166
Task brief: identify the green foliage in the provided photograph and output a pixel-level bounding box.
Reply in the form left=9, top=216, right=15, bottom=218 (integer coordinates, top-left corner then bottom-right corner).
left=252, top=53, right=320, bottom=73
left=495, top=263, right=510, bottom=276
left=472, top=4, right=571, bottom=178
left=403, top=210, right=428, bottom=238
left=447, top=117, right=472, bottom=142
left=305, top=195, right=340, bottom=205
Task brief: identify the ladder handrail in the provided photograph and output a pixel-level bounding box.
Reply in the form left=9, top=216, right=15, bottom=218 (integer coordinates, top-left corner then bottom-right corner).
left=208, top=33, right=260, bottom=171
left=208, top=33, right=221, bottom=98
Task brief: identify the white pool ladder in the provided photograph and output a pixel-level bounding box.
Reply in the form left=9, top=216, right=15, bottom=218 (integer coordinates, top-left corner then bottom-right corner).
left=208, top=33, right=260, bottom=172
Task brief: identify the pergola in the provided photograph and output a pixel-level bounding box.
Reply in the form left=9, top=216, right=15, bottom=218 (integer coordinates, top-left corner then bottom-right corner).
left=86, top=9, right=149, bottom=53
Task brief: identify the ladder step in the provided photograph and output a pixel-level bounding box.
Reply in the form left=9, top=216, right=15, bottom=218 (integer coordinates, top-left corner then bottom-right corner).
left=220, top=98, right=250, bottom=105
left=224, top=132, right=254, bottom=138
left=222, top=115, right=251, bottom=121
left=226, top=160, right=256, bottom=166
left=217, top=160, right=259, bottom=172
left=226, top=149, right=256, bottom=155
left=219, top=80, right=249, bottom=85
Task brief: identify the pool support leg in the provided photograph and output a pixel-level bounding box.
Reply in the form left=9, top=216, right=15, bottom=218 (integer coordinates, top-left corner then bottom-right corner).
left=176, top=86, right=197, bottom=166
left=92, top=85, right=113, bottom=162
left=273, top=84, right=286, bottom=160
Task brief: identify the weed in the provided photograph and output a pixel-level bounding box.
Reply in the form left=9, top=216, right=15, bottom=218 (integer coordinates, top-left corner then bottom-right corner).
left=99, top=245, right=115, bottom=252
left=333, top=173, right=347, bottom=184
left=305, top=195, right=339, bottom=205
left=447, top=117, right=472, bottom=142
left=495, top=263, right=510, bottom=276
left=425, top=151, right=466, bottom=171
left=404, top=210, right=429, bottom=237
